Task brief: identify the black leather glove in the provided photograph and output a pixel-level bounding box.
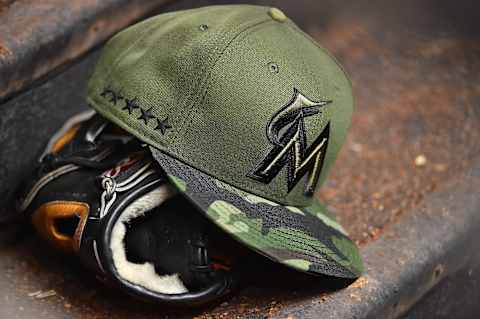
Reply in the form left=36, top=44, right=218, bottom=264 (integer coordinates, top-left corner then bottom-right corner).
left=16, top=111, right=239, bottom=306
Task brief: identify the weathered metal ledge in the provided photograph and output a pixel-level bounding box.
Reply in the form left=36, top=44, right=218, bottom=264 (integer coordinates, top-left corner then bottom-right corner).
left=0, top=0, right=172, bottom=103
left=275, top=163, right=480, bottom=318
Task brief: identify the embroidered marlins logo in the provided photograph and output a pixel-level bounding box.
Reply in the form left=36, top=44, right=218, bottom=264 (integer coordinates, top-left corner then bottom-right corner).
left=248, top=88, right=331, bottom=196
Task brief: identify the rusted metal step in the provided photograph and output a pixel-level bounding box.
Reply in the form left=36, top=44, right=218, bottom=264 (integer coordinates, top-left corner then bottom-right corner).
left=1, top=0, right=479, bottom=318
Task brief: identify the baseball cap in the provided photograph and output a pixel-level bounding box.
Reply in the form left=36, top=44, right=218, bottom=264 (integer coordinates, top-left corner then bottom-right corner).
left=87, top=5, right=363, bottom=278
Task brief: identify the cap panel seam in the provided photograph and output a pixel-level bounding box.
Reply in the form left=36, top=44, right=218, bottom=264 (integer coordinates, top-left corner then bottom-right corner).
left=172, top=17, right=274, bottom=144
left=287, top=23, right=354, bottom=91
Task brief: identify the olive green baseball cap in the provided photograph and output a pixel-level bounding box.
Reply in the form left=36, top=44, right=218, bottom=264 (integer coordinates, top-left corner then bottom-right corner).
left=87, top=5, right=363, bottom=278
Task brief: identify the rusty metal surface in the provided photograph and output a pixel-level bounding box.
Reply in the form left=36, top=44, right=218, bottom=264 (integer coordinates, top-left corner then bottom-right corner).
left=315, top=0, right=480, bottom=245
left=0, top=0, right=173, bottom=103
left=406, top=262, right=480, bottom=318
left=0, top=0, right=479, bottom=318
left=275, top=163, right=480, bottom=318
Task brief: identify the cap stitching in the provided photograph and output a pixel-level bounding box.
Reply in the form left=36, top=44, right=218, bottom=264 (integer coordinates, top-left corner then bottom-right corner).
left=216, top=213, right=352, bottom=271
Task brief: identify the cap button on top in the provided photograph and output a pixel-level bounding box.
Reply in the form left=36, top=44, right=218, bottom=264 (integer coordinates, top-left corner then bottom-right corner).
left=268, top=8, right=287, bottom=22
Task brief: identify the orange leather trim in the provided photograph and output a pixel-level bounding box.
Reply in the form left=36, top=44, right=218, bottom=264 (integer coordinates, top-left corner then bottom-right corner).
left=51, top=124, right=80, bottom=154
left=31, top=201, right=89, bottom=253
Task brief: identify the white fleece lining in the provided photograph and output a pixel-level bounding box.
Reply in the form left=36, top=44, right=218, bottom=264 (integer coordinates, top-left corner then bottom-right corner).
left=110, top=185, right=189, bottom=294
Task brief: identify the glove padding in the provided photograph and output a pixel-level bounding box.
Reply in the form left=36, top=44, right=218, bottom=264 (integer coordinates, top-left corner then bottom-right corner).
left=16, top=111, right=239, bottom=306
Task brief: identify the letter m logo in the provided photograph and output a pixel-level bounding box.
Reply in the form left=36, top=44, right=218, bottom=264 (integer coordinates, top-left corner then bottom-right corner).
left=248, top=89, right=331, bottom=196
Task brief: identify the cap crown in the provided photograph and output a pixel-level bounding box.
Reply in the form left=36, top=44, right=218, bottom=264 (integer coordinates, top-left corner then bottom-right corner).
left=87, top=5, right=353, bottom=207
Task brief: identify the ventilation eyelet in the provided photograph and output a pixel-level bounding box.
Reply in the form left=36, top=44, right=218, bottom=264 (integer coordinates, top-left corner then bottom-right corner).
left=268, top=62, right=280, bottom=74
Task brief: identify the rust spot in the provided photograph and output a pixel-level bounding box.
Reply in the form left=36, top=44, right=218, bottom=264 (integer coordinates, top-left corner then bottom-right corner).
left=0, top=43, right=12, bottom=57
left=349, top=292, right=362, bottom=301
left=348, top=276, right=369, bottom=289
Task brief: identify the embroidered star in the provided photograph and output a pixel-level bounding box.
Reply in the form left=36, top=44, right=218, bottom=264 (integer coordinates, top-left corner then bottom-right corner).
left=138, top=107, right=155, bottom=125
left=123, top=97, right=140, bottom=114
left=109, top=91, right=124, bottom=105
left=155, top=117, right=172, bottom=135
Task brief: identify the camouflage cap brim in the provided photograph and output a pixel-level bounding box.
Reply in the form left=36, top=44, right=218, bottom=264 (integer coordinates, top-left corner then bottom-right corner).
left=150, top=147, right=363, bottom=278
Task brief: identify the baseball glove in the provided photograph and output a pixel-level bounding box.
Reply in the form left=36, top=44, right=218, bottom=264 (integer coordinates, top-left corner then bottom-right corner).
left=16, top=111, right=242, bottom=306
